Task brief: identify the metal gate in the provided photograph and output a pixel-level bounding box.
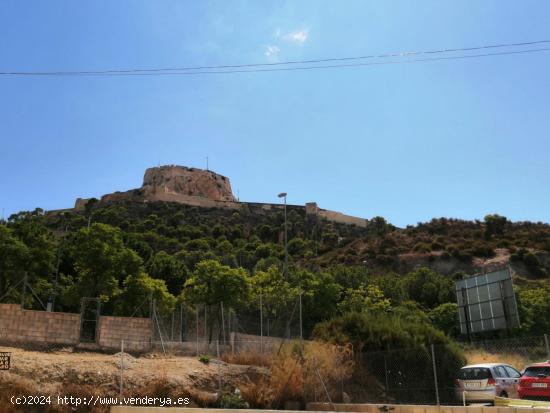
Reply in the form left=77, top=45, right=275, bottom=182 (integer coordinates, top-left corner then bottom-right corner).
left=80, top=297, right=101, bottom=343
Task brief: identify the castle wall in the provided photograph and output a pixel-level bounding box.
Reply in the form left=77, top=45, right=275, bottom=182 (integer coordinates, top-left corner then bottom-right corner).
left=64, top=165, right=370, bottom=228
left=317, top=209, right=368, bottom=227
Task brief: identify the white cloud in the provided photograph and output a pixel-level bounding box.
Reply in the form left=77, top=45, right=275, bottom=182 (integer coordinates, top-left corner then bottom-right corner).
left=264, top=45, right=280, bottom=57
left=283, top=29, right=309, bottom=45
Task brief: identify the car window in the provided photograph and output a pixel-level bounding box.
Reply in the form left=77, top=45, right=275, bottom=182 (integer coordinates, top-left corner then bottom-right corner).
left=523, top=367, right=550, bottom=377
left=504, top=366, right=521, bottom=378
left=494, top=366, right=509, bottom=378
left=458, top=367, right=492, bottom=380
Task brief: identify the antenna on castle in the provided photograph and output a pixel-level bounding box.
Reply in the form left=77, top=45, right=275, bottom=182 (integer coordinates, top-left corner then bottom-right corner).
left=206, top=156, right=209, bottom=171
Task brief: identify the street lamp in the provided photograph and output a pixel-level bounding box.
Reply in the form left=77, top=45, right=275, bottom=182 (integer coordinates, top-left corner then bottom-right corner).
left=278, top=192, right=288, bottom=277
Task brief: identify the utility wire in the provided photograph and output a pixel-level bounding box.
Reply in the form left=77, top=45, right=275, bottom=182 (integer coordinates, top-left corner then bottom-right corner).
left=1, top=40, right=549, bottom=77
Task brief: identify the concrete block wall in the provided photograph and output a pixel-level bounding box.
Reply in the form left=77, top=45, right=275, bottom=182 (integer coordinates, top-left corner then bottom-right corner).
left=0, top=303, right=80, bottom=345
left=97, top=315, right=152, bottom=352
left=230, top=332, right=305, bottom=353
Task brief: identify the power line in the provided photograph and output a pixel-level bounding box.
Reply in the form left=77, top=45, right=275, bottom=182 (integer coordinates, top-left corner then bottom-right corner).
left=1, top=40, right=549, bottom=77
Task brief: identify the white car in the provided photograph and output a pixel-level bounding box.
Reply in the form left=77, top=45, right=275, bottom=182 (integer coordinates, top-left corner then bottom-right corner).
left=455, top=363, right=522, bottom=404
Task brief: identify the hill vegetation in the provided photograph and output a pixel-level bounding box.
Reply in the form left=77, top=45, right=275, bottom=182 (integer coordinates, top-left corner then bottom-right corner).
left=1, top=200, right=549, bottom=345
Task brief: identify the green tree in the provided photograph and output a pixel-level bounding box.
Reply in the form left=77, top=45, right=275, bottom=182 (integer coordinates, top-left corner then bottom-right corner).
left=517, top=287, right=550, bottom=335
left=251, top=266, right=299, bottom=320
left=70, top=223, right=142, bottom=302
left=182, top=259, right=249, bottom=342
left=0, top=225, right=30, bottom=299
left=338, top=284, right=391, bottom=314
left=402, top=267, right=454, bottom=309
left=429, top=302, right=460, bottom=337
left=7, top=210, right=58, bottom=301
left=116, top=272, right=176, bottom=316
left=484, top=214, right=508, bottom=239
left=146, top=251, right=188, bottom=295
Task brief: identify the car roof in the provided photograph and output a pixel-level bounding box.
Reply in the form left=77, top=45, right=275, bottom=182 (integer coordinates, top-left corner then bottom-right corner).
left=461, top=363, right=508, bottom=369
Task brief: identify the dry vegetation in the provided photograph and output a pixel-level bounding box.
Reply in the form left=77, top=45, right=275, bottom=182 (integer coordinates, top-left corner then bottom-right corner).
left=465, top=349, right=531, bottom=371
left=239, top=341, right=354, bottom=409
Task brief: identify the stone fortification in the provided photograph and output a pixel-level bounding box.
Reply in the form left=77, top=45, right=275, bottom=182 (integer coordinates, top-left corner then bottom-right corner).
left=70, top=165, right=367, bottom=227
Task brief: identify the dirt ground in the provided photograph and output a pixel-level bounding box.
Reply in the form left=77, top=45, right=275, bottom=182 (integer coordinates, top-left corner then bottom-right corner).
left=0, top=345, right=264, bottom=409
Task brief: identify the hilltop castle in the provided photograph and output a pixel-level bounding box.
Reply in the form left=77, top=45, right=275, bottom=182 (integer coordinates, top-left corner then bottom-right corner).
left=73, top=165, right=368, bottom=227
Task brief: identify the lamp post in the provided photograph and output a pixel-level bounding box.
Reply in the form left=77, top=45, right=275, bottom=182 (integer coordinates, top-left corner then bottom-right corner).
left=278, top=192, right=288, bottom=277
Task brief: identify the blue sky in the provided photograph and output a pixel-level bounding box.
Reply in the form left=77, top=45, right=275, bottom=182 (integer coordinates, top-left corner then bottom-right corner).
left=1, top=1, right=549, bottom=227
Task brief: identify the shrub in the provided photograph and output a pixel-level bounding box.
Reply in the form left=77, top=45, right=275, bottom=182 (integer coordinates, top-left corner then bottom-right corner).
left=413, top=242, right=432, bottom=253
left=240, top=341, right=353, bottom=408
left=313, top=311, right=466, bottom=401
left=218, top=390, right=250, bottom=408
left=199, top=354, right=210, bottom=364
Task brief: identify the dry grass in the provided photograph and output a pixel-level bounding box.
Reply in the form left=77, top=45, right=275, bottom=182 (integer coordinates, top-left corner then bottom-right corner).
left=240, top=340, right=354, bottom=409
left=465, top=349, right=530, bottom=371
left=221, top=350, right=273, bottom=367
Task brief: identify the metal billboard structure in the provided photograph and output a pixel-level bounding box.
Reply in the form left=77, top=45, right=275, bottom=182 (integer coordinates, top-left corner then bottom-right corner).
left=455, top=267, right=520, bottom=337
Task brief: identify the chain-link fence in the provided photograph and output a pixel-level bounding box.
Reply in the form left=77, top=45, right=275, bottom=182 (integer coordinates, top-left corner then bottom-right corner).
left=151, top=293, right=303, bottom=356
left=337, top=335, right=550, bottom=406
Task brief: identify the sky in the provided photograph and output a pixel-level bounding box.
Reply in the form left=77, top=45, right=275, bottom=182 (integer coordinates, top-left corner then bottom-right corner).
left=1, top=1, right=549, bottom=227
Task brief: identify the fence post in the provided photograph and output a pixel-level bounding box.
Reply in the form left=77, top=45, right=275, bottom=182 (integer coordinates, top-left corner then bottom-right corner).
left=431, top=344, right=440, bottom=405
left=120, top=339, right=124, bottom=401
left=545, top=334, right=550, bottom=359
left=383, top=354, right=390, bottom=403
left=195, top=305, right=199, bottom=356
left=260, top=292, right=263, bottom=353
left=21, top=273, right=27, bottom=308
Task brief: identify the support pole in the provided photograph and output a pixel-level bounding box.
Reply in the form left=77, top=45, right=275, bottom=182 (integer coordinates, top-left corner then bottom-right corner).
left=431, top=344, right=440, bottom=405
left=180, top=303, right=184, bottom=342
left=383, top=354, right=390, bottom=402
left=119, top=340, right=124, bottom=401
left=260, top=291, right=263, bottom=353
left=299, top=291, right=303, bottom=340
left=21, top=273, right=27, bottom=309
left=221, top=302, right=226, bottom=346
left=195, top=305, right=199, bottom=356
left=171, top=311, right=174, bottom=341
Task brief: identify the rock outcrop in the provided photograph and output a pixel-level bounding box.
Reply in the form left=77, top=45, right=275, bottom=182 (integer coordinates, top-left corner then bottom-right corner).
left=141, top=165, right=236, bottom=202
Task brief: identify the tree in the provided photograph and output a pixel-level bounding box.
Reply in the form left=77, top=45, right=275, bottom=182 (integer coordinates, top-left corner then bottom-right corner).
left=290, top=268, right=341, bottom=334
left=429, top=302, right=460, bottom=337
left=484, top=214, right=507, bottom=239
left=0, top=225, right=30, bottom=299
left=402, top=267, right=454, bottom=309
left=7, top=210, right=58, bottom=299
left=115, top=272, right=176, bottom=316
left=70, top=223, right=142, bottom=302
left=146, top=251, right=188, bottom=295
left=251, top=266, right=299, bottom=320
left=182, top=259, right=249, bottom=342
left=338, top=284, right=391, bottom=314
left=517, top=287, right=550, bottom=335
left=368, top=216, right=391, bottom=237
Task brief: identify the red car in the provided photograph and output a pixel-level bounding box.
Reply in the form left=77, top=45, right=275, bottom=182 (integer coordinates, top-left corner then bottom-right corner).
left=518, top=361, right=550, bottom=400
